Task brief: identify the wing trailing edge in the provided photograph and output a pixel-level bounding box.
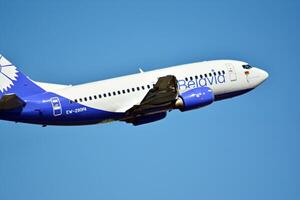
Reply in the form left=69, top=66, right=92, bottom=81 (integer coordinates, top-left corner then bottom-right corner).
left=121, top=75, right=178, bottom=125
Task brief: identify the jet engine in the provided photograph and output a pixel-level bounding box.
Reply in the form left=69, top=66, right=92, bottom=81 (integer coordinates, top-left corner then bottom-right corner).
left=175, top=87, right=214, bottom=112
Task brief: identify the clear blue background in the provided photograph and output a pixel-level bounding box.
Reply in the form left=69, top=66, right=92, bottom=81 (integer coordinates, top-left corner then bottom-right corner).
left=1, top=0, right=299, bottom=200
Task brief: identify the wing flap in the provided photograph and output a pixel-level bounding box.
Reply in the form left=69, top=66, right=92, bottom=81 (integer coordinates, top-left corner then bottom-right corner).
left=0, top=94, right=26, bottom=111
left=122, top=75, right=178, bottom=124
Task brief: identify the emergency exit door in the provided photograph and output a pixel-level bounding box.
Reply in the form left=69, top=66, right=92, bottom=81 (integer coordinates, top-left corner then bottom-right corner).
left=50, top=97, right=62, bottom=117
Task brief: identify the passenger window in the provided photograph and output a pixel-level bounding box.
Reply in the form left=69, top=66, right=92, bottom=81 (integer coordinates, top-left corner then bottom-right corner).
left=122, top=90, right=125, bottom=94
left=195, top=75, right=198, bottom=79
left=213, top=72, right=216, bottom=76
left=132, top=88, right=135, bottom=92
left=185, top=77, right=188, bottom=81
left=222, top=70, right=225, bottom=74
left=137, top=87, right=140, bottom=91
left=209, top=73, right=212, bottom=77
left=75, top=99, right=78, bottom=103
left=103, top=93, right=107, bottom=97
left=84, top=97, right=87, bottom=101
left=108, top=92, right=111, bottom=97
left=113, top=92, right=116, bottom=96
left=200, top=75, right=203, bottom=79
left=79, top=98, right=83, bottom=102
left=204, top=74, right=207, bottom=78
left=89, top=96, right=92, bottom=100
left=142, top=86, right=145, bottom=90
left=127, top=89, right=130, bottom=93
left=98, top=94, right=102, bottom=98
left=190, top=77, right=193, bottom=80
left=117, top=91, right=121, bottom=95
left=147, top=85, right=151, bottom=89
left=218, top=71, right=221, bottom=75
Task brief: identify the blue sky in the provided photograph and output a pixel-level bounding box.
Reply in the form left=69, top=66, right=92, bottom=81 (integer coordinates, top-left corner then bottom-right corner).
left=0, top=0, right=299, bottom=200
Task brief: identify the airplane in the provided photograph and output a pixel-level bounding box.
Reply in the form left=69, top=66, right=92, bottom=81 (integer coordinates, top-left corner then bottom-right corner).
left=0, top=54, right=268, bottom=126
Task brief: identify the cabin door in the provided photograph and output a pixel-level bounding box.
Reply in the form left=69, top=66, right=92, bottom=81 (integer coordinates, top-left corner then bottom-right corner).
left=226, top=63, right=237, bottom=81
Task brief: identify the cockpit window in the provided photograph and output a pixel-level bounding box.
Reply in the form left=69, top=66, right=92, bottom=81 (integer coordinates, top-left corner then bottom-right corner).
left=242, top=64, right=252, bottom=69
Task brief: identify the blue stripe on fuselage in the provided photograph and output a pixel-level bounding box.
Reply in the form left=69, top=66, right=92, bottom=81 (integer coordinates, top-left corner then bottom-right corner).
left=0, top=92, right=124, bottom=125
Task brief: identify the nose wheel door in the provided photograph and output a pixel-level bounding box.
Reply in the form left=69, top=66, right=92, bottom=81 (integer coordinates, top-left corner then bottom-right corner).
left=226, top=63, right=237, bottom=81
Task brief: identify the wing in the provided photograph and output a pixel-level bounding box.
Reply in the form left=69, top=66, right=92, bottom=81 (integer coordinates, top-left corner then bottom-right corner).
left=0, top=94, right=26, bottom=111
left=122, top=75, right=178, bottom=125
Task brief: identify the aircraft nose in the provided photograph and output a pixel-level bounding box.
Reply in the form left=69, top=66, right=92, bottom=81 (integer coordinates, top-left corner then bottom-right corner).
left=259, top=69, right=269, bottom=81
left=260, top=69, right=269, bottom=81
left=248, top=67, right=269, bottom=87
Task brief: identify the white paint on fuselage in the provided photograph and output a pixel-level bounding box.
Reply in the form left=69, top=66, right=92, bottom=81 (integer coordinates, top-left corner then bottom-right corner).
left=52, top=60, right=266, bottom=112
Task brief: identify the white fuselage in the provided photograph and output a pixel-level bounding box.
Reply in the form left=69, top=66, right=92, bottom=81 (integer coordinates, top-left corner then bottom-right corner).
left=0, top=56, right=269, bottom=126
left=43, top=60, right=267, bottom=113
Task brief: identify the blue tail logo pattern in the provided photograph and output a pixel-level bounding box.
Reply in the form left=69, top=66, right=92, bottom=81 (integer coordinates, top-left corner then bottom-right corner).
left=0, top=54, right=45, bottom=98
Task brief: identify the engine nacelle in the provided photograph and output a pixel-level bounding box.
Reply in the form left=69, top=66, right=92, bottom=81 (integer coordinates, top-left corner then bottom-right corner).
left=175, top=87, right=214, bottom=112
